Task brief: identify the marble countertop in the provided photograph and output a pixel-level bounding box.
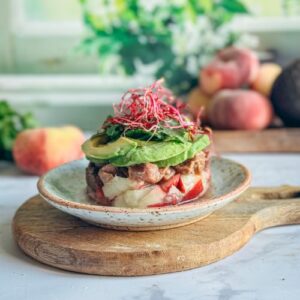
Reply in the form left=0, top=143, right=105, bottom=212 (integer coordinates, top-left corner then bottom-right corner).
left=1, top=154, right=300, bottom=300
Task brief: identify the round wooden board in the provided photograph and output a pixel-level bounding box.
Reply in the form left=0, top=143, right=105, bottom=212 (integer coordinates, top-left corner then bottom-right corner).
left=13, top=188, right=300, bottom=276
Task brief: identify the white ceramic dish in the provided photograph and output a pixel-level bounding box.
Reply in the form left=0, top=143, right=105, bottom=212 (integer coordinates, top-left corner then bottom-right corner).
left=37, top=157, right=251, bottom=231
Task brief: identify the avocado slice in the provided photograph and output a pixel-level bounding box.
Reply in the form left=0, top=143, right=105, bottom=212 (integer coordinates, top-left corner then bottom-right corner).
left=155, top=148, right=190, bottom=167
left=110, top=140, right=189, bottom=166
left=82, top=134, right=137, bottom=160
left=155, top=134, right=210, bottom=167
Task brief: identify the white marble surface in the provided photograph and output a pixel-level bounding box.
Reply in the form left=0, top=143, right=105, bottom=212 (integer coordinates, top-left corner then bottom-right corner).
left=0, top=154, right=300, bottom=300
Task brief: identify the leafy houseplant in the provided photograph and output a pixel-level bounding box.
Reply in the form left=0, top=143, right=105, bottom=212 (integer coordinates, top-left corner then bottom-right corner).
left=80, top=0, right=254, bottom=94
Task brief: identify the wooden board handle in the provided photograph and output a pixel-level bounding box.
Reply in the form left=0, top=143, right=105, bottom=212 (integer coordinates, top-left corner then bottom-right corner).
left=240, top=185, right=300, bottom=231
left=243, top=185, right=300, bottom=200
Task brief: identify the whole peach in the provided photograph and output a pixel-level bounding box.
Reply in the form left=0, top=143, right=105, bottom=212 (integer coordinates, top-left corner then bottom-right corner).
left=208, top=90, right=273, bottom=130
left=218, top=47, right=259, bottom=84
left=251, top=63, right=282, bottom=96
left=200, top=47, right=259, bottom=95
left=13, top=126, right=85, bottom=175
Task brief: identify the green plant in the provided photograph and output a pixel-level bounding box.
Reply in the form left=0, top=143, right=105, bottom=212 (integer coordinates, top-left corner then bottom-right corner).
left=0, top=101, right=38, bottom=161
left=80, top=0, right=253, bottom=94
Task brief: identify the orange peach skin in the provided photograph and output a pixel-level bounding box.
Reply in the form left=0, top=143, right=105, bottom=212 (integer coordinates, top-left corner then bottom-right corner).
left=13, top=126, right=85, bottom=175
left=200, top=62, right=241, bottom=95
left=208, top=90, right=273, bottom=130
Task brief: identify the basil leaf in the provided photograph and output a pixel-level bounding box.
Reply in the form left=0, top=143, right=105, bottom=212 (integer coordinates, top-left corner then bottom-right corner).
left=105, top=124, right=124, bottom=142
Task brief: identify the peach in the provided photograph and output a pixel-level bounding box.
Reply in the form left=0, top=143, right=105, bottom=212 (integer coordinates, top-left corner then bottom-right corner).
left=219, top=47, right=259, bottom=84
left=187, top=87, right=211, bottom=121
left=251, top=63, right=282, bottom=96
left=13, top=126, right=85, bottom=175
left=200, top=47, right=259, bottom=95
left=208, top=90, right=273, bottom=130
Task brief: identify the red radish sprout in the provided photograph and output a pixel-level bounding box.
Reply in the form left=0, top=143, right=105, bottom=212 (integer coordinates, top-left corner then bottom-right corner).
left=105, top=79, right=199, bottom=132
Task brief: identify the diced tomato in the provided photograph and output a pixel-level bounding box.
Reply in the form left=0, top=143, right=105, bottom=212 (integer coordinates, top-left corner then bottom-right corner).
left=160, top=174, right=180, bottom=192
left=182, top=180, right=203, bottom=201
left=147, top=202, right=170, bottom=208
left=95, top=187, right=105, bottom=199
left=177, top=176, right=185, bottom=193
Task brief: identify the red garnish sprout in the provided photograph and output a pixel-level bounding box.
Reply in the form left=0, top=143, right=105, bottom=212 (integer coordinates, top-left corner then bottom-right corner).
left=106, top=79, right=197, bottom=132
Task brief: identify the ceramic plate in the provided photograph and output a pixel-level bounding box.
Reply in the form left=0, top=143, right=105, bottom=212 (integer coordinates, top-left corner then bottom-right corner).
left=37, top=157, right=251, bottom=231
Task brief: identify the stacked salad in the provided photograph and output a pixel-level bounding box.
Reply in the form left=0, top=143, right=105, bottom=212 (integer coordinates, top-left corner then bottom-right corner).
left=82, top=80, right=211, bottom=208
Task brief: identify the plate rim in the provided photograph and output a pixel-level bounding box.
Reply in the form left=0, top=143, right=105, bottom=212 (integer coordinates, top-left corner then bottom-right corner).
left=37, top=157, right=251, bottom=214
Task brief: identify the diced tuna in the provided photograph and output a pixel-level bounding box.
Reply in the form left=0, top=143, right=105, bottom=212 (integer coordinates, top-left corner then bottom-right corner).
left=129, top=163, right=163, bottom=184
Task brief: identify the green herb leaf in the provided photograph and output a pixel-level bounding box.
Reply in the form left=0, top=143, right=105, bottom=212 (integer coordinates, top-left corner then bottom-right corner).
left=0, top=100, right=38, bottom=161
left=105, top=123, right=124, bottom=142
left=124, top=129, right=156, bottom=140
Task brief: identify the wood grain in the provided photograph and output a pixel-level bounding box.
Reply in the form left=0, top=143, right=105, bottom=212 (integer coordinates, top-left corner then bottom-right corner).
left=13, top=186, right=300, bottom=276
left=213, top=129, right=300, bottom=153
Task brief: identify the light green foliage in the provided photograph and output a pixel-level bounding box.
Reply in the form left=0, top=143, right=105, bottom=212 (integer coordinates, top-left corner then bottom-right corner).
left=80, top=0, right=250, bottom=94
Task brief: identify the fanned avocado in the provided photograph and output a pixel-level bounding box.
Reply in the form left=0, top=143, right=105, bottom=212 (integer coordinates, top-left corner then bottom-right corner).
left=83, top=133, right=210, bottom=167
left=110, top=140, right=189, bottom=167
left=82, top=133, right=137, bottom=160
left=155, top=134, right=210, bottom=167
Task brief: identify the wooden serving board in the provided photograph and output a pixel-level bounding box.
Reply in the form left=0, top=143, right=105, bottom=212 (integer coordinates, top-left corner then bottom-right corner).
left=213, top=128, right=300, bottom=153
left=13, top=186, right=300, bottom=276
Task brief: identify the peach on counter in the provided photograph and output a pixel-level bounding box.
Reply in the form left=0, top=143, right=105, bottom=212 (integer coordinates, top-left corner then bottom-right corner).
left=187, top=87, right=211, bottom=121
left=13, top=126, right=85, bottom=176
left=200, top=47, right=259, bottom=95
left=251, top=63, right=282, bottom=96
left=208, top=90, right=273, bottom=130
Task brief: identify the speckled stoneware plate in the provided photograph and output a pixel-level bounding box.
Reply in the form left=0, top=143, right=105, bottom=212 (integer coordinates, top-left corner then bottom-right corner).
left=37, top=157, right=251, bottom=231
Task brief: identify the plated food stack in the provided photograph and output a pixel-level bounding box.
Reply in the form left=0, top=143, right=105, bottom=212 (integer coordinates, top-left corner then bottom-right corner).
left=82, top=80, right=212, bottom=208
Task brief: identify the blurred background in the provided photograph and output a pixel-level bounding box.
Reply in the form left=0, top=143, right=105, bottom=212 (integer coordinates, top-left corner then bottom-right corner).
left=1, top=0, right=300, bottom=129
